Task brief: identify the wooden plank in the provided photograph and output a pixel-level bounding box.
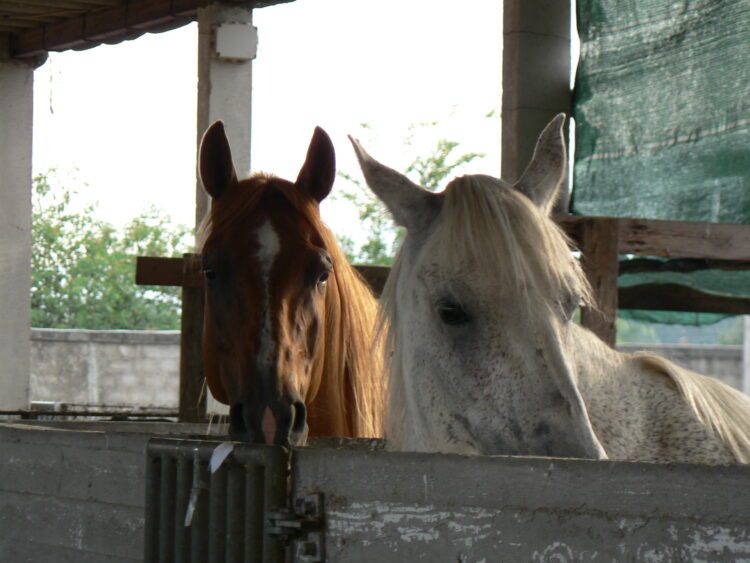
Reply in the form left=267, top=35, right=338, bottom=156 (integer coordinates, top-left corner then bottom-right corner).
left=135, top=255, right=185, bottom=286
left=179, top=254, right=205, bottom=423
left=619, top=284, right=750, bottom=315
left=135, top=255, right=205, bottom=287
left=619, top=257, right=750, bottom=274
left=579, top=218, right=619, bottom=346
left=353, top=264, right=389, bottom=297
left=558, top=215, right=750, bottom=261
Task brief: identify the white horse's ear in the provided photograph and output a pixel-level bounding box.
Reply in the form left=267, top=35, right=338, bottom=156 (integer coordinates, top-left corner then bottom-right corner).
left=349, top=136, right=442, bottom=232
left=514, top=113, right=567, bottom=215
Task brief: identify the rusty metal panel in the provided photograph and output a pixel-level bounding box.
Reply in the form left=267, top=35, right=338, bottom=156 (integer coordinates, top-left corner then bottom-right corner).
left=291, top=445, right=750, bottom=561
left=145, top=438, right=288, bottom=563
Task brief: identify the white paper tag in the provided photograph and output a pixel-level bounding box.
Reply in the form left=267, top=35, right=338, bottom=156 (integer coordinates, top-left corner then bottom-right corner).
left=210, top=441, right=234, bottom=474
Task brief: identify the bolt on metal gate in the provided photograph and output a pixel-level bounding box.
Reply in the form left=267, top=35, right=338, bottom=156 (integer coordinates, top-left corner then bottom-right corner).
left=145, top=438, right=289, bottom=563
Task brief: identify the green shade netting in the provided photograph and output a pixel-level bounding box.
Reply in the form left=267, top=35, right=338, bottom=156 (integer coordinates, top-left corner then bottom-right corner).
left=573, top=0, right=750, bottom=325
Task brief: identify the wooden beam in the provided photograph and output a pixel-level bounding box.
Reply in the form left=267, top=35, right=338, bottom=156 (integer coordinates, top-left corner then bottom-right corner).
left=354, top=265, right=389, bottom=298
left=579, top=218, right=619, bottom=346
left=618, top=284, right=750, bottom=315
left=618, top=257, right=750, bottom=275
left=557, top=215, right=750, bottom=261
left=136, top=255, right=202, bottom=287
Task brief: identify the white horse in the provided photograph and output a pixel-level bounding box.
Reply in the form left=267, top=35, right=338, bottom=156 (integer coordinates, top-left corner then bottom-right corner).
left=350, top=114, right=750, bottom=464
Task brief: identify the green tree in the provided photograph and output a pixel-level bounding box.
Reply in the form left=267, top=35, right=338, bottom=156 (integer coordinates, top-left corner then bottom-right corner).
left=31, top=172, right=192, bottom=329
left=338, top=122, right=485, bottom=265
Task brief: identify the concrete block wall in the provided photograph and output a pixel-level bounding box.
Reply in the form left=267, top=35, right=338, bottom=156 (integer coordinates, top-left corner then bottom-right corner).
left=30, top=329, right=180, bottom=408
left=28, top=330, right=746, bottom=412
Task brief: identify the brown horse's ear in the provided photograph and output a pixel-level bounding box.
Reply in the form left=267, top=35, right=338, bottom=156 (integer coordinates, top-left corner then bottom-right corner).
left=295, top=126, right=336, bottom=203
left=199, top=121, right=238, bottom=200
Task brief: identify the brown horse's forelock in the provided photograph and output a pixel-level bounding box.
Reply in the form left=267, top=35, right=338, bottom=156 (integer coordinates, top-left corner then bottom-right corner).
left=197, top=174, right=311, bottom=251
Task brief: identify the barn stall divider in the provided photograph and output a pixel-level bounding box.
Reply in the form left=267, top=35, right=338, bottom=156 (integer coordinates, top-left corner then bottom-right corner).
left=3, top=421, right=749, bottom=561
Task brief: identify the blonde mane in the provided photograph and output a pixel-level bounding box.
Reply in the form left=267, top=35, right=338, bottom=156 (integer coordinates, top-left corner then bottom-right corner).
left=635, top=353, right=750, bottom=463
left=381, top=174, right=592, bottom=441
left=311, top=220, right=385, bottom=437
left=199, top=173, right=385, bottom=438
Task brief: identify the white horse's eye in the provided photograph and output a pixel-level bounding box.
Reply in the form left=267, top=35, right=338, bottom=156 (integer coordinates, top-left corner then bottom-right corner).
left=437, top=301, right=470, bottom=326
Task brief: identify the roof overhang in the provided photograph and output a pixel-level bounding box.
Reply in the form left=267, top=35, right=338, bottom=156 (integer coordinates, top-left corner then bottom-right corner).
left=0, top=0, right=293, bottom=59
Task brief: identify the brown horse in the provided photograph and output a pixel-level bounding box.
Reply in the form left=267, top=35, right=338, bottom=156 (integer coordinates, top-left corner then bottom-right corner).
left=198, top=121, right=385, bottom=446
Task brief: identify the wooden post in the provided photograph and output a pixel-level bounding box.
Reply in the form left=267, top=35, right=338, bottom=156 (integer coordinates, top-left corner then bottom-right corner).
left=579, top=218, right=619, bottom=347
left=179, top=254, right=206, bottom=422
left=136, top=254, right=205, bottom=422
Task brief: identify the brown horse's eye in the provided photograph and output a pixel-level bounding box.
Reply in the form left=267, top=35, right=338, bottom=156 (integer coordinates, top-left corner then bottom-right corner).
left=203, top=268, right=217, bottom=281
left=317, top=270, right=330, bottom=287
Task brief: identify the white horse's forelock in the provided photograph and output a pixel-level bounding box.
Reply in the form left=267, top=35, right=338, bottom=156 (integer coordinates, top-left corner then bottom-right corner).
left=431, top=175, right=591, bottom=310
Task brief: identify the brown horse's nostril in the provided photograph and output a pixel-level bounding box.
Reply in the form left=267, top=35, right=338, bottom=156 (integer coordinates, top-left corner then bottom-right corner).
left=229, top=403, right=251, bottom=442
left=292, top=401, right=307, bottom=435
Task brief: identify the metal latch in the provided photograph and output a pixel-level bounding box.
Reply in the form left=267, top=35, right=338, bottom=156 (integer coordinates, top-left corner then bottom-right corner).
left=267, top=493, right=325, bottom=562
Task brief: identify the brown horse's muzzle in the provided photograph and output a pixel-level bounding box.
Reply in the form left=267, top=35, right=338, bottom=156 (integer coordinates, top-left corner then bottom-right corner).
left=229, top=395, right=308, bottom=447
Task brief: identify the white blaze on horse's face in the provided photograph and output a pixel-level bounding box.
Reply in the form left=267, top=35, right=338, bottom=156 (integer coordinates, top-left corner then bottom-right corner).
left=351, top=115, right=607, bottom=459
left=255, top=220, right=280, bottom=370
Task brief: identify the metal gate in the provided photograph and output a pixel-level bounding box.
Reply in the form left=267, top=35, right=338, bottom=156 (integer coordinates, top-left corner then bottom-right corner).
left=145, top=439, right=289, bottom=562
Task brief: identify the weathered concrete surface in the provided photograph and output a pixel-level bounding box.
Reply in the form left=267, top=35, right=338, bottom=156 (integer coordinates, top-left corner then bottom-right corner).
left=30, top=329, right=180, bottom=408
left=292, top=447, right=750, bottom=562
left=0, top=421, right=226, bottom=562
left=0, top=48, right=34, bottom=411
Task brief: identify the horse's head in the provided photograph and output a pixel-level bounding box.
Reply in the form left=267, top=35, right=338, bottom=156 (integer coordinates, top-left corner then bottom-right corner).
left=199, top=121, right=337, bottom=446
left=350, top=115, right=607, bottom=459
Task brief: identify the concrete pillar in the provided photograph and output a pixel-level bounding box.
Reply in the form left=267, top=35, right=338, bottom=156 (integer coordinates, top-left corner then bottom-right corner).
left=0, top=36, right=35, bottom=410
left=195, top=5, right=256, bottom=417
left=195, top=4, right=257, bottom=229
left=502, top=0, right=572, bottom=210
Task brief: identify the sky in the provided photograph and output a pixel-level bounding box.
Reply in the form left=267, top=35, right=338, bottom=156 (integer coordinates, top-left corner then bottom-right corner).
left=31, top=0, right=502, bottom=242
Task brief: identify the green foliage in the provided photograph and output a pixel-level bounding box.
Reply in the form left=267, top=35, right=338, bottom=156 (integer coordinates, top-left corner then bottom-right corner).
left=31, top=172, right=192, bottom=329
left=338, top=123, right=485, bottom=265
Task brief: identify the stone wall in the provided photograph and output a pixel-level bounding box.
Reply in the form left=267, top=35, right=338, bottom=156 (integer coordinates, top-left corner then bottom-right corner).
left=28, top=329, right=747, bottom=410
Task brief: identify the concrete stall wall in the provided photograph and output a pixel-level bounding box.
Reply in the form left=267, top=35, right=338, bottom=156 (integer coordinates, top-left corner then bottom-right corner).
left=0, top=422, right=221, bottom=562
left=28, top=329, right=745, bottom=410
left=3, top=424, right=750, bottom=562
left=293, top=446, right=750, bottom=561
